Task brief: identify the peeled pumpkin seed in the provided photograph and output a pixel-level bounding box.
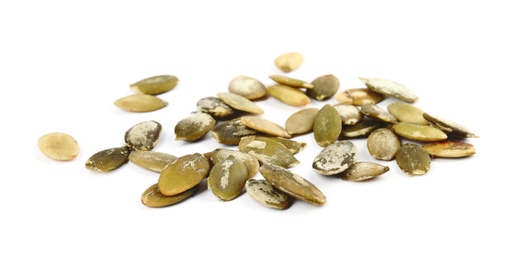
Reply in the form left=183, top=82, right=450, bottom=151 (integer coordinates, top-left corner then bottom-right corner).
left=245, top=179, right=292, bottom=210
left=260, top=164, right=326, bottom=206
left=285, top=108, right=319, bottom=135
left=196, top=96, right=234, bottom=118
left=267, top=137, right=306, bottom=155
left=158, top=153, right=210, bottom=196
left=207, top=158, right=248, bottom=201
left=396, top=143, right=431, bottom=175
left=85, top=146, right=130, bottom=172
left=335, top=88, right=384, bottom=105
left=367, top=128, right=401, bottom=161
left=360, top=103, right=398, bottom=123
left=238, top=136, right=299, bottom=168
left=341, top=120, right=386, bottom=138
left=240, top=116, right=291, bottom=138
left=114, top=94, right=168, bottom=112
left=334, top=104, right=364, bottom=125
left=359, top=77, right=419, bottom=103
left=266, top=84, right=311, bottom=106
left=210, top=117, right=258, bottom=145
left=141, top=183, right=194, bottom=208
left=228, top=75, right=267, bottom=100
left=313, top=104, right=342, bottom=147
left=423, top=113, right=478, bottom=138
left=208, top=148, right=260, bottom=179
left=38, top=132, right=80, bottom=161
left=341, top=162, right=389, bottom=182
left=392, top=122, right=447, bottom=142
left=124, top=120, right=162, bottom=151
left=307, top=74, right=340, bottom=101
left=175, top=113, right=216, bottom=141
left=422, top=140, right=476, bottom=158
left=312, top=140, right=358, bottom=176
left=387, top=102, right=429, bottom=125
left=274, top=52, right=303, bottom=73
left=129, top=150, right=177, bottom=172
left=130, top=75, right=178, bottom=95
left=217, top=92, right=264, bottom=114
left=268, top=75, right=313, bottom=89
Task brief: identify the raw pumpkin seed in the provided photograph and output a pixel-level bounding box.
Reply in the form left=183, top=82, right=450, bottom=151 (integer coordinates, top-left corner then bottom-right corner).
left=124, top=120, right=162, bottom=151
left=228, top=75, right=267, bottom=100
left=313, top=104, right=342, bottom=147
left=207, top=158, right=248, bottom=201
left=208, top=148, right=260, bottom=179
left=340, top=120, right=386, bottom=138
left=240, top=116, right=291, bottom=138
left=396, top=143, right=431, bottom=175
left=196, top=96, right=234, bottom=118
left=341, top=162, right=389, bottom=182
left=210, top=117, right=258, bottom=145
left=367, top=128, right=401, bottom=161
left=217, top=92, right=264, bottom=114
left=267, top=137, right=306, bottom=155
left=85, top=146, right=130, bottom=172
left=245, top=179, right=292, bottom=209
left=268, top=75, right=313, bottom=89
left=422, top=140, right=476, bottom=158
left=141, top=183, right=194, bottom=208
left=423, top=113, right=478, bottom=138
left=158, top=153, right=210, bottom=196
left=238, top=136, right=299, bottom=168
left=130, top=75, right=178, bottom=95
left=307, top=74, right=340, bottom=101
left=360, top=103, right=398, bottom=123
left=128, top=150, right=177, bottom=172
left=335, top=88, right=384, bottom=105
left=359, top=77, right=419, bottom=103
left=175, top=113, right=216, bottom=141
left=312, top=140, right=358, bottom=176
left=38, top=132, right=80, bottom=161
left=392, top=122, right=448, bottom=142
left=387, top=102, right=429, bottom=125
left=285, top=108, right=319, bottom=135
left=274, top=52, right=303, bottom=73
left=114, top=94, right=168, bottom=112
left=334, top=103, right=364, bottom=125
left=266, top=84, right=311, bottom=106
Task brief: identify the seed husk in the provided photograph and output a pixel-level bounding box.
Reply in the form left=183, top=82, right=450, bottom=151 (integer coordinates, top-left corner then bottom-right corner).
left=335, top=88, right=385, bottom=105
left=228, top=75, right=267, bottom=100
left=313, top=104, right=342, bottom=147
left=130, top=75, right=179, bottom=95
left=334, top=104, right=364, bottom=125
left=342, top=162, right=389, bottom=182
left=85, top=146, right=130, bottom=172
left=422, top=140, right=476, bottom=158
left=210, top=117, right=258, bottom=145
left=387, top=102, right=429, bottom=125
left=285, top=108, right=319, bottom=135
left=207, top=158, right=248, bottom=201
left=396, top=143, right=431, bottom=175
left=208, top=148, right=260, bottom=179
left=217, top=92, right=264, bottom=114
left=240, top=116, right=291, bottom=138
left=312, top=140, right=358, bottom=176
left=124, top=120, right=162, bottom=151
left=367, top=128, right=401, bottom=161
left=268, top=75, right=313, bottom=89
left=267, top=137, right=306, bottom=155
left=307, top=74, right=340, bottom=101
left=423, top=113, right=478, bottom=138
left=392, top=122, right=448, bottom=142
left=266, top=84, right=311, bottom=106
left=238, top=136, right=299, bottom=168
left=359, top=77, right=419, bottom=103
left=38, top=132, right=80, bottom=161
left=274, top=52, right=303, bottom=73
left=341, top=120, right=386, bottom=138
left=360, top=103, right=398, bottom=123
left=128, top=150, right=178, bottom=172
left=114, top=94, right=168, bottom=112
left=245, top=179, right=292, bottom=210
left=141, top=183, right=194, bottom=208
left=175, top=113, right=216, bottom=141
left=260, top=164, right=326, bottom=206
left=196, top=96, right=234, bottom=118
left=158, top=153, right=210, bottom=196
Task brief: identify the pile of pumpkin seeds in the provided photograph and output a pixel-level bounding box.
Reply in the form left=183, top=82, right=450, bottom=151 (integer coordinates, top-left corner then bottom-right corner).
left=38, top=52, right=478, bottom=210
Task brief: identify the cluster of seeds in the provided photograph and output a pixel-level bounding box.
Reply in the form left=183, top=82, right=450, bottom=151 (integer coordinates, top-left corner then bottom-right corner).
left=38, top=52, right=478, bottom=210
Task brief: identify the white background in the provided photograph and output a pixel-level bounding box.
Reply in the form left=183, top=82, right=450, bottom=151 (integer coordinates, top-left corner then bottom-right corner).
left=1, top=1, right=520, bottom=259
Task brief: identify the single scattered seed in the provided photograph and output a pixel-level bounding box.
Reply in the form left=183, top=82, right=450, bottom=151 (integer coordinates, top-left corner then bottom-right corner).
left=312, top=140, right=358, bottom=176
left=228, top=75, right=267, bottom=100
left=367, top=128, right=402, bottom=161
left=114, top=94, right=168, bottom=112
left=207, top=158, right=248, bottom=201
left=285, top=108, right=319, bottom=135
left=334, top=104, right=364, bottom=125
left=85, top=146, right=130, bottom=172
left=245, top=179, right=292, bottom=210
left=359, top=77, right=419, bottom=103
left=392, top=122, right=448, bottom=142
left=196, top=96, right=234, bottom=118
left=360, top=103, right=398, bottom=123
left=340, top=120, right=386, bottom=138
left=268, top=75, right=313, bottom=89
left=396, top=143, right=431, bottom=176
left=217, top=92, right=264, bottom=114
left=387, top=102, right=429, bottom=125
left=260, top=164, right=326, bottom=206
left=240, top=116, right=291, bottom=138
left=422, top=140, right=476, bottom=158
left=266, top=84, right=311, bottom=106
left=266, top=137, right=307, bottom=155
left=208, top=148, right=260, bottom=179
left=307, top=74, right=340, bottom=101
left=38, top=132, right=80, bottom=161
left=238, top=136, right=299, bottom=168
left=210, top=117, right=258, bottom=145
left=158, top=153, right=210, bottom=196
left=124, top=120, right=162, bottom=151
left=335, top=88, right=384, bottom=105
left=141, top=183, right=194, bottom=208
left=130, top=75, right=179, bottom=95
left=313, top=104, right=342, bottom=147
left=128, top=150, right=178, bottom=172
left=423, top=113, right=478, bottom=138
left=274, top=52, right=304, bottom=73
left=175, top=113, right=216, bottom=142
left=341, top=162, right=389, bottom=182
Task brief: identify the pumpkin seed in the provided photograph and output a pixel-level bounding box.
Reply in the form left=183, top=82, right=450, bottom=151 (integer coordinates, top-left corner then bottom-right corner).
left=217, top=92, right=264, bottom=114
left=422, top=140, right=476, bottom=158
left=85, top=146, right=130, bottom=172
left=335, top=88, right=384, bottom=105
left=341, top=120, right=386, bottom=138
left=396, top=143, right=431, bottom=175
left=124, top=120, right=162, bottom=151
left=210, top=117, right=258, bottom=145
left=228, top=75, right=267, bottom=100
left=260, top=164, right=326, bottom=206
left=240, top=116, right=291, bottom=138
left=238, top=136, right=299, bottom=168
left=423, top=113, right=478, bottom=138
left=245, top=179, right=292, bottom=209
left=175, top=113, right=216, bottom=141
left=158, top=153, right=210, bottom=196
left=387, top=102, right=429, bottom=125
left=360, top=103, right=398, bottom=123
left=341, top=162, right=389, bottom=182
left=359, top=77, right=419, bottom=103
left=196, top=96, right=234, bottom=118
left=114, top=94, right=168, bottom=112
left=313, top=104, right=342, bottom=147
left=367, top=128, right=401, bottom=161
left=38, top=132, right=80, bottom=161
left=392, top=122, right=448, bottom=142
left=208, top=158, right=248, bottom=201
left=130, top=75, right=178, bottom=95
left=274, top=52, right=303, bottom=73
left=334, top=104, right=364, bottom=125
left=208, top=148, right=260, bottom=179
left=307, top=74, right=340, bottom=101
left=285, top=108, right=319, bottom=135
left=129, top=150, right=178, bottom=172
left=267, top=137, right=306, bottom=155
left=268, top=75, right=313, bottom=89
left=312, top=140, right=358, bottom=175
left=141, top=183, right=194, bottom=208
left=266, top=84, right=311, bottom=106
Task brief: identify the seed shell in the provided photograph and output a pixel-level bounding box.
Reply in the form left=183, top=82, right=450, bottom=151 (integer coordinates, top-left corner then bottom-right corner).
left=208, top=148, right=260, bottom=179
left=341, top=120, right=386, bottom=138
left=124, top=120, right=162, bottom=151
left=196, top=96, right=234, bottom=118
left=422, top=140, right=476, bottom=158
left=268, top=75, right=313, bottom=89
left=38, top=132, right=80, bottom=161
left=175, top=113, right=216, bottom=141
left=313, top=104, right=342, bottom=147
left=423, top=113, right=478, bottom=138
left=285, top=108, right=319, bottom=135
left=85, top=146, right=130, bottom=172
left=335, top=88, right=384, bottom=105
left=359, top=77, right=418, bottom=103
left=312, top=140, right=358, bottom=176
left=367, top=128, right=401, bottom=161
left=141, top=183, right=194, bottom=208
left=274, top=52, right=304, bottom=73
left=240, top=116, right=291, bottom=138
left=342, top=162, right=389, bottom=182
left=334, top=104, right=364, bottom=125
left=387, top=102, right=429, bottom=125
left=307, top=74, right=340, bottom=101
left=158, top=153, right=210, bottom=196
left=396, top=143, right=431, bottom=175
left=392, top=122, right=448, bottom=142
left=210, top=118, right=258, bottom=145
left=245, top=179, right=292, bottom=210
left=207, top=158, right=248, bottom=201
left=217, top=92, right=264, bottom=114
left=128, top=150, right=178, bottom=172
left=130, top=75, right=178, bottom=95
left=266, top=84, right=311, bottom=106
left=228, top=75, right=267, bottom=100
left=114, top=94, right=168, bottom=112
left=360, top=103, right=398, bottom=123
left=238, top=136, right=299, bottom=168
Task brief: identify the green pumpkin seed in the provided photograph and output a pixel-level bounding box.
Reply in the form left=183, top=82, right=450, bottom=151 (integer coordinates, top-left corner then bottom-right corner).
left=396, top=143, right=431, bottom=175
left=38, top=132, right=80, bottom=161
left=141, top=183, right=194, bottom=208
left=274, top=52, right=303, bottom=73
left=423, top=113, right=478, bottom=138
left=228, top=75, right=267, bottom=100
left=114, top=94, right=168, bottom=112
left=367, top=128, right=401, bottom=161
left=334, top=104, right=364, bottom=125
left=210, top=117, right=258, bottom=145
left=359, top=77, right=418, bottom=103
left=266, top=84, right=311, bottom=106
left=341, top=162, right=389, bottom=182
left=129, top=150, right=177, bottom=172
left=360, top=103, right=398, bottom=123
left=175, top=113, right=216, bottom=141
left=307, top=74, right=340, bottom=101
left=196, top=96, right=234, bottom=118
left=268, top=75, right=313, bottom=89
left=208, top=148, right=260, bottom=179
left=422, top=140, right=476, bottom=158
left=217, top=92, right=264, bottom=114
left=285, top=108, right=319, bottom=135
left=124, top=120, right=162, bottom=151
left=340, top=120, right=386, bottom=138
left=313, top=140, right=358, bottom=175
left=392, top=122, right=447, bottom=142
left=207, top=158, right=248, bottom=201
left=245, top=179, right=292, bottom=210
left=313, top=104, right=342, bottom=147
left=241, top=116, right=291, bottom=138
left=387, top=102, right=429, bottom=125
left=335, top=88, right=384, bottom=105
left=158, top=153, right=210, bottom=196
left=130, top=75, right=178, bottom=95
left=238, top=136, right=299, bottom=168
left=85, top=146, right=130, bottom=172
left=267, top=137, right=306, bottom=155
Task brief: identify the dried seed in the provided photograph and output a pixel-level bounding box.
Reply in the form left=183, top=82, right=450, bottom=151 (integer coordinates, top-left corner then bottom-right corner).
left=274, top=52, right=303, bottom=73
left=367, top=128, right=401, bottom=161
left=228, top=75, right=267, bottom=100
left=392, top=122, right=448, bottom=142
left=158, top=153, right=210, bottom=196
left=387, top=102, right=429, bottom=125
left=266, top=84, right=311, bottom=106
left=341, top=162, right=389, bottom=182
left=334, top=104, right=364, bottom=125
left=196, top=96, right=234, bottom=118
left=396, top=143, right=431, bottom=175
left=312, top=140, right=358, bottom=176
left=423, top=113, right=478, bottom=138
left=141, top=183, right=194, bottom=208
left=266, top=137, right=306, bottom=155
left=124, top=120, right=162, bottom=151
left=217, top=92, right=264, bottom=114
left=422, top=140, right=476, bottom=158
left=238, top=136, right=299, bottom=168
left=175, top=113, right=216, bottom=141
left=245, top=179, right=292, bottom=210
left=307, top=74, right=340, bottom=101
left=208, top=148, right=260, bottom=179
left=129, top=150, right=178, bottom=172
left=38, top=132, right=80, bottom=161
left=359, top=77, right=418, bottom=103
left=341, top=120, right=386, bottom=138
left=208, top=158, right=248, bottom=201
left=85, top=146, right=130, bottom=172
left=114, top=94, right=168, bottom=112
left=210, top=118, right=258, bottom=145
left=268, top=75, right=313, bottom=89
left=285, top=108, right=319, bottom=135
left=240, top=116, right=291, bottom=138
left=335, top=88, right=384, bottom=105
left=313, top=104, right=342, bottom=147
left=260, top=164, right=326, bottom=206
left=130, top=75, right=178, bottom=95
left=360, top=103, right=398, bottom=123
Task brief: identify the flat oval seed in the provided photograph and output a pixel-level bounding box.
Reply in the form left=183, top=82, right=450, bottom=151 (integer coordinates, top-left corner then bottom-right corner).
left=285, top=108, right=319, bottom=135
left=341, top=162, right=390, bottom=182
left=217, top=92, right=264, bottom=114
left=238, top=136, right=299, bottom=168
left=208, top=158, right=248, bottom=201
left=422, top=140, right=476, bottom=158
left=313, top=140, right=358, bottom=176
left=141, top=183, right=194, bottom=208
left=209, top=148, right=260, bottom=179
left=334, top=104, right=364, bottom=125
left=260, top=164, right=326, bottom=206
left=114, top=94, right=168, bottom=112
left=245, top=179, right=292, bottom=210
left=175, top=113, right=216, bottom=141
left=210, top=118, right=258, bottom=145
left=196, top=96, right=234, bottom=118
left=228, top=75, right=267, bottom=100
left=392, top=122, right=448, bottom=142
left=313, top=104, right=342, bottom=147
left=240, top=116, right=291, bottom=138
left=360, top=103, right=398, bottom=123
left=85, top=146, right=130, bottom=172
left=38, top=132, right=80, bottom=161
left=359, top=77, right=419, bottom=103
left=335, top=88, right=384, bottom=105
left=367, top=128, right=402, bottom=161
left=396, top=143, right=431, bottom=175
left=266, top=137, right=307, bottom=155
left=307, top=74, right=340, bottom=101
left=387, top=102, right=429, bottom=125
left=274, top=52, right=303, bottom=73
left=125, top=120, right=162, bottom=151
left=268, top=75, right=313, bottom=89
left=130, top=75, right=179, bottom=95
left=423, top=113, right=478, bottom=138
left=129, top=150, right=178, bottom=172
left=266, top=84, right=311, bottom=106
left=341, top=120, right=386, bottom=138
left=158, top=153, right=210, bottom=196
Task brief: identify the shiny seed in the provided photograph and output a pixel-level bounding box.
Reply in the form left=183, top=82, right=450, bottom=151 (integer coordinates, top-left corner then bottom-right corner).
left=175, top=113, right=216, bottom=141
left=238, top=136, right=299, bottom=168
left=196, top=96, right=234, bottom=118
left=245, top=179, right=292, bottom=210
left=266, top=84, right=311, bottom=106
left=341, top=120, right=386, bottom=138
left=124, top=120, right=162, bottom=151
left=208, top=148, right=260, bottom=179
left=130, top=75, right=178, bottom=95
left=307, top=74, right=340, bottom=101
left=240, top=116, right=291, bottom=138
left=114, top=94, right=168, bottom=112
left=334, top=104, right=364, bottom=125
left=210, top=117, right=258, bottom=145
left=128, top=150, right=177, bottom=172
left=217, top=92, right=264, bottom=114
left=208, top=158, right=248, bottom=201
left=396, top=143, right=431, bottom=175
left=268, top=75, right=313, bottom=89
left=335, top=88, right=384, bottom=105
left=141, top=183, right=194, bottom=208
left=260, top=164, right=326, bottom=206
left=422, top=140, right=476, bottom=158
left=387, top=102, right=429, bottom=125
left=359, top=77, right=419, bottom=103
left=312, top=140, right=358, bottom=176
left=285, top=108, right=319, bottom=135
left=367, top=128, right=401, bottom=161
left=341, top=162, right=389, bottom=182
left=423, top=113, right=478, bottom=138
left=274, top=52, right=303, bottom=73
left=267, top=137, right=306, bottom=155
left=392, top=122, right=448, bottom=142
left=313, top=104, right=342, bottom=147
left=85, top=146, right=130, bottom=172
left=38, top=132, right=80, bottom=161
left=158, top=153, right=210, bottom=196
left=228, top=75, right=267, bottom=100
left=360, top=103, right=398, bottom=123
